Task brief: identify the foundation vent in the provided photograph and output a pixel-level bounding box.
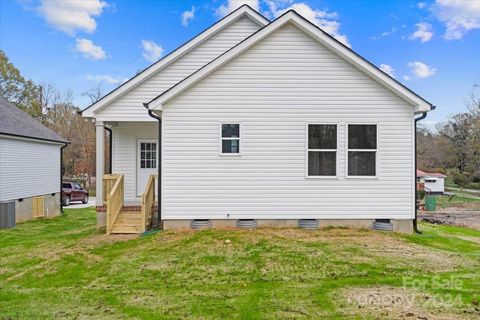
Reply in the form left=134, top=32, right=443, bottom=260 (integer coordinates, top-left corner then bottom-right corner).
left=298, top=219, right=319, bottom=230
left=236, top=219, right=257, bottom=229
left=191, top=219, right=212, bottom=230
left=373, top=219, right=393, bottom=231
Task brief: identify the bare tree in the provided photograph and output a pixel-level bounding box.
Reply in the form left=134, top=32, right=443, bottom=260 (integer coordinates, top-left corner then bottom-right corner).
left=82, top=82, right=104, bottom=104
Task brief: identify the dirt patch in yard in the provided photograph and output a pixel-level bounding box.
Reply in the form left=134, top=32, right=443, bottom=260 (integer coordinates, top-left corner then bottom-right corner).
left=420, top=208, right=480, bottom=230
left=79, top=233, right=139, bottom=246
left=340, top=286, right=480, bottom=320
left=240, top=228, right=472, bottom=272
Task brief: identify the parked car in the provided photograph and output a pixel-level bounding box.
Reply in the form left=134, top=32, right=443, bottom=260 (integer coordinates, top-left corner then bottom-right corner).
left=62, top=182, right=89, bottom=206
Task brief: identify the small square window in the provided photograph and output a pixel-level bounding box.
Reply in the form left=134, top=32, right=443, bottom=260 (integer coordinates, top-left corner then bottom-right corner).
left=220, top=123, right=240, bottom=155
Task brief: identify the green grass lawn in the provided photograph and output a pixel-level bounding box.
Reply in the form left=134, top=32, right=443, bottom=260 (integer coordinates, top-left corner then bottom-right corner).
left=1, top=209, right=480, bottom=319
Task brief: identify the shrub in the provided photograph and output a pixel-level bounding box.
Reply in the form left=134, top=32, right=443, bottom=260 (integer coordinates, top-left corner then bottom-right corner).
left=451, top=172, right=472, bottom=188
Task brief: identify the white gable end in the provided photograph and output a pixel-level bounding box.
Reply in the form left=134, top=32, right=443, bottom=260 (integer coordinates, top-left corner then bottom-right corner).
left=151, top=12, right=431, bottom=113
left=93, top=16, right=264, bottom=121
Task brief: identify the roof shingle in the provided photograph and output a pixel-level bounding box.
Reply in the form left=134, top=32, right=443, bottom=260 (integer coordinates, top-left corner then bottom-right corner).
left=0, top=97, right=67, bottom=143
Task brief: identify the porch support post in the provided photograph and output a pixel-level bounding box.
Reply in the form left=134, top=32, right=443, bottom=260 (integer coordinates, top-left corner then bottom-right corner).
left=95, top=120, right=105, bottom=211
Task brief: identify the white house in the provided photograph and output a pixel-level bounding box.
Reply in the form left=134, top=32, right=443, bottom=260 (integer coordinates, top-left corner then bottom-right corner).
left=82, top=6, right=433, bottom=234
left=417, top=170, right=445, bottom=194
left=0, top=97, right=68, bottom=224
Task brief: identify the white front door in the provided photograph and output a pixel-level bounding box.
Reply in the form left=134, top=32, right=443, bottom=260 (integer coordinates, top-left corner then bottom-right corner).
left=137, top=139, right=158, bottom=196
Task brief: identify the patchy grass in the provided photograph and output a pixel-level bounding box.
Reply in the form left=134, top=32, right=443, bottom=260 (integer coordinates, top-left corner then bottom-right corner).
left=436, top=194, right=480, bottom=209
left=1, top=209, right=480, bottom=319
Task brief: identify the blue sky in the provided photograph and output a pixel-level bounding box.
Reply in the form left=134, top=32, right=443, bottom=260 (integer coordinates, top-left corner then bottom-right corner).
left=1, top=0, right=480, bottom=125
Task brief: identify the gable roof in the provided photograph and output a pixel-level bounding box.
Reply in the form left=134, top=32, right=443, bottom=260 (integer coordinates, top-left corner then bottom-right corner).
left=146, top=10, right=433, bottom=113
left=81, top=5, right=269, bottom=117
left=417, top=170, right=446, bottom=178
left=0, top=97, right=67, bottom=144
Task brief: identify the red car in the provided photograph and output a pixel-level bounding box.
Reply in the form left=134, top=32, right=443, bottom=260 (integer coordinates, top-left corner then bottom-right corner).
left=62, top=182, right=89, bottom=206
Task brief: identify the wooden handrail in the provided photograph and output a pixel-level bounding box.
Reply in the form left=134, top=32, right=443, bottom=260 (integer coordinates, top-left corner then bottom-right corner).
left=141, top=174, right=156, bottom=233
left=103, top=174, right=121, bottom=202
left=105, top=174, right=124, bottom=235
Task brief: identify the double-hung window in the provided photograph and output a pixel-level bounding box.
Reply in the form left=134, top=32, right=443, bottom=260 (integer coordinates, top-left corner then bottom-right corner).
left=307, top=124, right=337, bottom=176
left=221, top=123, right=240, bottom=155
left=347, top=124, right=377, bottom=176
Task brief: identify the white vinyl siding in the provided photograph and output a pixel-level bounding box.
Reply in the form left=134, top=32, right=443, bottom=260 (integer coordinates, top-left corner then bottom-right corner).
left=95, top=16, right=262, bottom=121
left=0, top=136, right=61, bottom=201
left=112, top=122, right=157, bottom=202
left=161, top=23, right=415, bottom=220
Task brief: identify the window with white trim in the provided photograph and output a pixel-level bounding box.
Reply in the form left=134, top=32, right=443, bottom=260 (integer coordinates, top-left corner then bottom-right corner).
left=221, top=123, right=240, bottom=154
left=347, top=124, right=377, bottom=176
left=307, top=124, right=337, bottom=176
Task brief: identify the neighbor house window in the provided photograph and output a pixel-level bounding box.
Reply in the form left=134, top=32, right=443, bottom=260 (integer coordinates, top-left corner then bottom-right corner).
left=140, top=142, right=157, bottom=168
left=307, top=124, right=337, bottom=176
left=348, top=124, right=377, bottom=176
left=221, top=123, right=240, bottom=154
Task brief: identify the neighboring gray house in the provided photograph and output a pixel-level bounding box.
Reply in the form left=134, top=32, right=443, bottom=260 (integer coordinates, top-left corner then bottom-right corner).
left=0, top=97, right=68, bottom=223
left=82, top=6, right=433, bottom=234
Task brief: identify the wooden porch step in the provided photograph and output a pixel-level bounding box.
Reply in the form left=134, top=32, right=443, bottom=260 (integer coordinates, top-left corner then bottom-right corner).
left=110, top=225, right=142, bottom=234
left=110, top=210, right=142, bottom=234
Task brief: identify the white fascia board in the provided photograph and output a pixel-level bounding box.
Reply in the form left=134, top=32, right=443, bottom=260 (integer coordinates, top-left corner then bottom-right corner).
left=81, top=5, right=269, bottom=118
left=149, top=11, right=432, bottom=112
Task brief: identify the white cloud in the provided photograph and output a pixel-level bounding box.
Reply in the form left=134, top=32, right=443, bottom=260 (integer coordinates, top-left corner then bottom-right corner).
left=407, top=61, right=437, bottom=78
left=403, top=75, right=411, bottom=81
left=85, top=74, right=126, bottom=85
left=409, top=22, right=434, bottom=42
left=417, top=2, right=427, bottom=9
left=182, top=6, right=195, bottom=26
left=371, top=27, right=397, bottom=40
left=379, top=64, right=395, bottom=78
left=75, top=38, right=106, bottom=60
left=141, top=40, right=163, bottom=63
left=38, top=0, right=108, bottom=36
left=274, top=2, right=351, bottom=47
left=432, top=0, right=480, bottom=40
left=215, top=1, right=350, bottom=46
left=216, top=0, right=259, bottom=17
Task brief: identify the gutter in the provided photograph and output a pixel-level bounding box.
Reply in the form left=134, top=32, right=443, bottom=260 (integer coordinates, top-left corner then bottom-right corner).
left=60, top=143, right=69, bottom=213
left=104, top=126, right=113, bottom=174
left=413, top=107, right=436, bottom=234
left=143, top=103, right=162, bottom=228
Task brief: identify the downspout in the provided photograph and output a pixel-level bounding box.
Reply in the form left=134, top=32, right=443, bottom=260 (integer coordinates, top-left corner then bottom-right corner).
left=413, top=107, right=435, bottom=234
left=144, top=103, right=162, bottom=228
left=60, top=143, right=69, bottom=213
left=104, top=126, right=113, bottom=174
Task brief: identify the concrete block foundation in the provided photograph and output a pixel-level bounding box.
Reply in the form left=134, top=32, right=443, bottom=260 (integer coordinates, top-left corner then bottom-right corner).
left=161, top=218, right=414, bottom=233
left=14, top=193, right=60, bottom=222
